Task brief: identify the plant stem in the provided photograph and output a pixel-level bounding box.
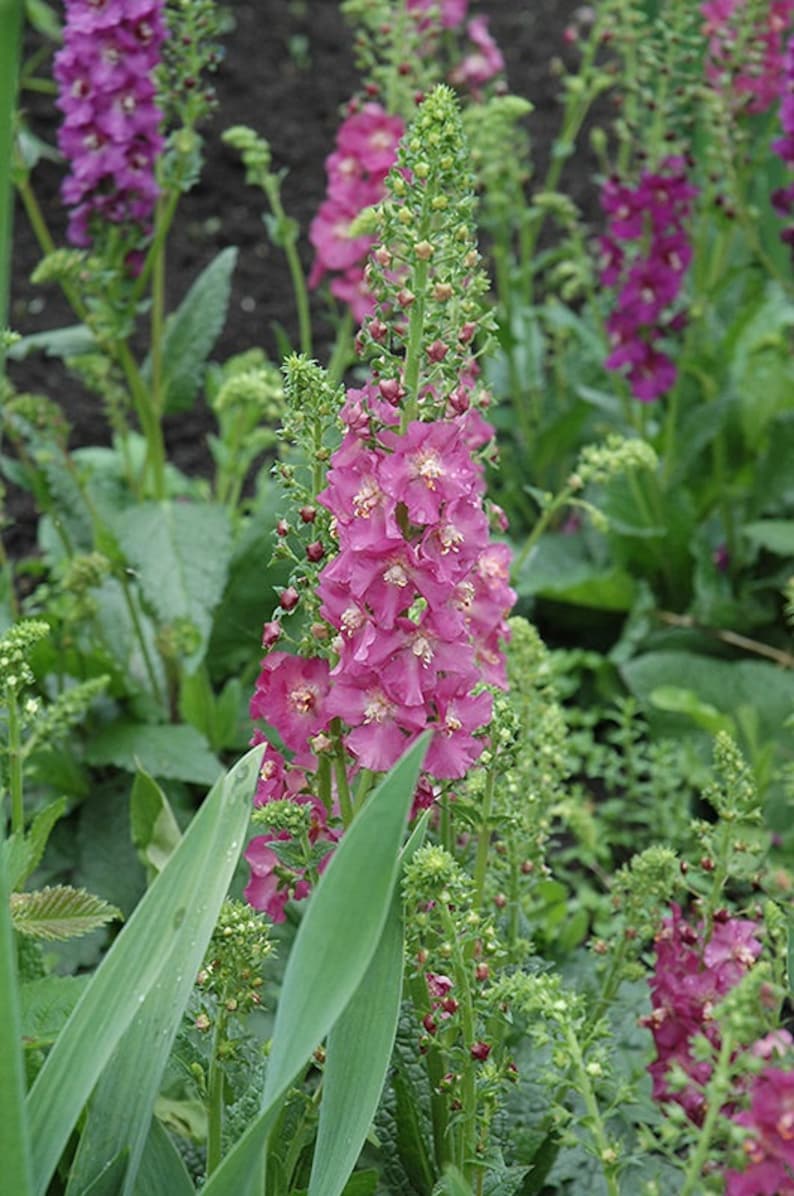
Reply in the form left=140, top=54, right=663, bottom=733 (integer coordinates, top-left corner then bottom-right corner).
left=117, top=572, right=166, bottom=711
left=6, top=688, right=24, bottom=834
left=409, top=972, right=450, bottom=1173
left=562, top=1023, right=619, bottom=1196
left=206, top=1006, right=228, bottom=1176
left=326, top=309, right=353, bottom=389
left=472, top=766, right=496, bottom=909
left=331, top=721, right=353, bottom=827
left=438, top=903, right=478, bottom=1179
left=679, top=1031, right=734, bottom=1196
left=265, top=179, right=313, bottom=358
left=149, top=195, right=167, bottom=419
left=0, top=0, right=23, bottom=363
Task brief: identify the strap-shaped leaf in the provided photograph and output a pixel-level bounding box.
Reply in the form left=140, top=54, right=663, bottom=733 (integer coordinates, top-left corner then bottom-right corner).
left=0, top=820, right=34, bottom=1196
left=200, top=734, right=429, bottom=1196
left=307, top=812, right=430, bottom=1196
left=308, top=895, right=404, bottom=1196
left=132, top=1118, right=194, bottom=1196
left=10, top=886, right=122, bottom=941
left=26, top=744, right=263, bottom=1196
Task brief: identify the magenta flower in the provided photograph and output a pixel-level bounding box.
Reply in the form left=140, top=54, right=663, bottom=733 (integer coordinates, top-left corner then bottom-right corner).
left=726, top=1069, right=794, bottom=1195
left=407, top=0, right=469, bottom=30
left=772, top=35, right=794, bottom=253
left=701, top=0, right=794, bottom=114
left=643, top=904, right=763, bottom=1124
left=54, top=0, right=166, bottom=247
left=599, top=159, right=696, bottom=402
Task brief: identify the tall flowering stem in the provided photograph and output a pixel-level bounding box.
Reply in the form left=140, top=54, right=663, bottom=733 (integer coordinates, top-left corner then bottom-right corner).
left=0, top=0, right=23, bottom=361
left=245, top=85, right=515, bottom=923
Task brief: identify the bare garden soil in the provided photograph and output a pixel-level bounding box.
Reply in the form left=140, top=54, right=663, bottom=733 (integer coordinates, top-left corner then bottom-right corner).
left=8, top=0, right=591, bottom=553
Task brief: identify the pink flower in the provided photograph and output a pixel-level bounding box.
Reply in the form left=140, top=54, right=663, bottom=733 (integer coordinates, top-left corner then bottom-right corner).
left=250, top=652, right=331, bottom=753
left=450, top=16, right=505, bottom=91
left=726, top=1069, right=794, bottom=1194
left=407, top=0, right=468, bottom=30
left=378, top=420, right=482, bottom=525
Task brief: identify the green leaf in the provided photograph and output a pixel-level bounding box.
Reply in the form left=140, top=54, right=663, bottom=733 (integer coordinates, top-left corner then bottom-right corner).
left=132, top=1119, right=195, bottom=1196
left=130, top=766, right=182, bottom=880
left=115, top=500, right=232, bottom=671
left=515, top=534, right=636, bottom=611
left=20, top=975, right=91, bottom=1050
left=10, top=886, right=122, bottom=941
left=649, top=686, right=734, bottom=736
left=25, top=744, right=264, bottom=1196
left=152, top=247, right=238, bottom=412
left=7, top=324, right=96, bottom=360
left=85, top=721, right=222, bottom=786
left=200, top=735, right=430, bottom=1196
left=743, top=520, right=794, bottom=557
left=308, top=896, right=404, bottom=1196
left=622, top=652, right=794, bottom=752
left=0, top=826, right=34, bottom=1195
left=3, top=798, right=69, bottom=890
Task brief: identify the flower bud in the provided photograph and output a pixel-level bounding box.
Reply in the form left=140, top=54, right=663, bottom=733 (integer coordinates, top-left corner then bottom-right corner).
left=279, top=586, right=300, bottom=611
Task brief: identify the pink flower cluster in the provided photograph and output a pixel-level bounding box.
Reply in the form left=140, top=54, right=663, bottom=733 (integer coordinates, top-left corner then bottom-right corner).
left=600, top=158, right=696, bottom=401
left=773, top=35, right=794, bottom=254
left=701, top=0, right=794, bottom=114
left=642, top=903, right=762, bottom=1123
left=645, top=903, right=794, bottom=1191
left=316, top=385, right=514, bottom=778
left=244, top=374, right=514, bottom=920
left=726, top=1064, right=794, bottom=1195
left=308, top=103, right=405, bottom=322
left=449, top=15, right=505, bottom=94
left=54, top=0, right=166, bottom=247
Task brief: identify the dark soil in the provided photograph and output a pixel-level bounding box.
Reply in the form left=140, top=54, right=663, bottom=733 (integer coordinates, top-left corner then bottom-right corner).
left=7, top=0, right=592, bottom=552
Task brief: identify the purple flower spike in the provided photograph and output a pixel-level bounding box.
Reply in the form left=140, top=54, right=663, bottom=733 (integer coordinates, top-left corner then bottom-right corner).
left=599, top=158, right=696, bottom=402
left=54, top=0, right=167, bottom=247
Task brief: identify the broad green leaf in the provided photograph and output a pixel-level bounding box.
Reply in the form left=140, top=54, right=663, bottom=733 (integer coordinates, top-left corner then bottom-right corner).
left=743, top=520, right=794, bottom=557
left=115, top=501, right=232, bottom=671
left=130, top=766, right=182, bottom=879
left=10, top=886, right=122, bottom=941
left=622, top=652, right=794, bottom=752
left=200, top=735, right=429, bottom=1196
left=20, top=976, right=90, bottom=1050
left=308, top=895, right=405, bottom=1196
left=0, top=826, right=34, bottom=1195
left=132, top=1119, right=194, bottom=1196
left=86, top=721, right=222, bottom=786
left=26, top=744, right=263, bottom=1196
left=649, top=686, right=733, bottom=736
left=515, top=534, right=635, bottom=612
left=152, top=247, right=238, bottom=412
left=434, top=1166, right=473, bottom=1196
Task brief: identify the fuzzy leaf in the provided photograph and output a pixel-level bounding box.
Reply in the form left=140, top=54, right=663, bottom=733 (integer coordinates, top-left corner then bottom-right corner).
left=10, top=886, right=122, bottom=941
left=20, top=976, right=91, bottom=1049
left=85, top=721, right=222, bottom=786
left=114, top=501, right=232, bottom=671
left=152, top=247, right=238, bottom=412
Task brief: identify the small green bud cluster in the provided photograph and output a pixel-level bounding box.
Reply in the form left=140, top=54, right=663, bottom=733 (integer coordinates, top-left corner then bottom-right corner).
left=222, top=126, right=273, bottom=188
left=574, top=434, right=658, bottom=489
left=158, top=0, right=223, bottom=134
left=24, top=674, right=109, bottom=756
left=0, top=620, right=50, bottom=696
left=265, top=355, right=341, bottom=643
left=462, top=95, right=533, bottom=228
left=252, top=797, right=314, bottom=839
left=3, top=393, right=70, bottom=450
left=196, top=899, right=272, bottom=1018
left=362, top=85, right=495, bottom=424
left=156, top=618, right=202, bottom=663
left=61, top=552, right=112, bottom=596
left=30, top=249, right=87, bottom=289
left=609, top=845, right=681, bottom=964
left=341, top=0, right=442, bottom=114
left=1, top=329, right=20, bottom=351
